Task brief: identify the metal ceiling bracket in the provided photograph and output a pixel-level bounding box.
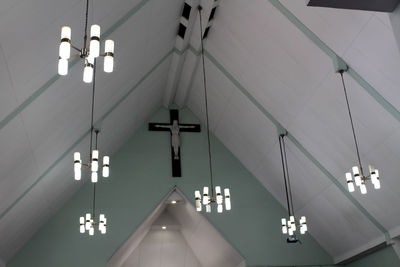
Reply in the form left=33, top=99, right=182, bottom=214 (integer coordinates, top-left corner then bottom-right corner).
left=333, top=55, right=348, bottom=73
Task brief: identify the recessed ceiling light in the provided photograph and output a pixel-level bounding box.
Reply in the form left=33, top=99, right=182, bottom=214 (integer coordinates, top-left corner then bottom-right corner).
left=171, top=200, right=177, bottom=204
left=162, top=226, right=167, bottom=230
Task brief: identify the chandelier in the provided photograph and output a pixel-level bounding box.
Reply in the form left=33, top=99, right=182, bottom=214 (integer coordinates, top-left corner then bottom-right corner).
left=74, top=62, right=109, bottom=235
left=58, top=0, right=114, bottom=82
left=194, top=6, right=231, bottom=214
left=279, top=134, right=307, bottom=242
left=338, top=70, right=380, bottom=194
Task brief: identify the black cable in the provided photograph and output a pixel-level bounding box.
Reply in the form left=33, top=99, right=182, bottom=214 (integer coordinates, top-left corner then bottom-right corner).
left=279, top=135, right=292, bottom=217
left=340, top=71, right=364, bottom=176
left=88, top=59, right=96, bottom=159
left=198, top=6, right=215, bottom=197
left=83, top=0, right=90, bottom=47
left=92, top=184, right=96, bottom=219
left=282, top=136, right=295, bottom=218
left=91, top=59, right=97, bottom=219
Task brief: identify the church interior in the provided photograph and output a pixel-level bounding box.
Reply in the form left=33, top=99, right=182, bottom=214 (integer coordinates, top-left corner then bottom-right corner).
left=1, top=0, right=400, bottom=266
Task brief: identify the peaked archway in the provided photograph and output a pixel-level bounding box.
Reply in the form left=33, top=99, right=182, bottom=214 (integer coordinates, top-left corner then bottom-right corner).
left=108, top=188, right=245, bottom=267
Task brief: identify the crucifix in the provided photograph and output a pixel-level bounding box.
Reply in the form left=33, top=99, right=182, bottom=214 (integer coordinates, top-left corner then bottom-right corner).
left=148, top=110, right=201, bottom=177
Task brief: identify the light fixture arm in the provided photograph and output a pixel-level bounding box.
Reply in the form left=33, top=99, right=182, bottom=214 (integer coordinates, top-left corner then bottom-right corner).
left=198, top=6, right=215, bottom=198
left=339, top=70, right=364, bottom=177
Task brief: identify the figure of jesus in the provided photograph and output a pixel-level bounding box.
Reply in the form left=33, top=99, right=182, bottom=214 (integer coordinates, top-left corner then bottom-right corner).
left=154, top=120, right=196, bottom=159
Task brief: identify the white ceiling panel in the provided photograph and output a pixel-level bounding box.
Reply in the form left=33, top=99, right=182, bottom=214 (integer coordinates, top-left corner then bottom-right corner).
left=298, top=184, right=382, bottom=259
left=0, top=45, right=18, bottom=121
left=205, top=0, right=333, bottom=129
left=280, top=0, right=374, bottom=55
left=186, top=59, right=236, bottom=132
left=344, top=15, right=400, bottom=111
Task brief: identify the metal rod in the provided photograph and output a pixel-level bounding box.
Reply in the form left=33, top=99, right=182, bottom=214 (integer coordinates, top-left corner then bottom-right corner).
left=92, top=183, right=96, bottom=220
left=340, top=71, right=364, bottom=176
left=88, top=60, right=96, bottom=160
left=282, top=136, right=295, bottom=217
left=198, top=6, right=215, bottom=197
left=83, top=0, right=89, bottom=49
left=279, top=135, right=292, bottom=217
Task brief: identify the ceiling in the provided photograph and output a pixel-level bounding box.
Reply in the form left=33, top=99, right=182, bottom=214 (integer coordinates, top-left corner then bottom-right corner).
left=0, top=0, right=400, bottom=264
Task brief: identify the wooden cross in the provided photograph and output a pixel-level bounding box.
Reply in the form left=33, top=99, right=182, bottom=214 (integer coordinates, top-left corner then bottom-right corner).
left=148, top=110, right=200, bottom=177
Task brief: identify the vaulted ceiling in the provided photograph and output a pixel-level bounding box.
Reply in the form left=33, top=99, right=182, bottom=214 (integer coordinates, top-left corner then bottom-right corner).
left=0, top=0, right=399, bottom=264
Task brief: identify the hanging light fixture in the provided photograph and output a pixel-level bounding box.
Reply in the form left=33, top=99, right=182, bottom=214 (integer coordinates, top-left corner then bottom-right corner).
left=279, top=134, right=307, bottom=242
left=74, top=61, right=109, bottom=235
left=58, top=0, right=115, bottom=82
left=194, top=6, right=231, bottom=214
left=338, top=70, right=381, bottom=194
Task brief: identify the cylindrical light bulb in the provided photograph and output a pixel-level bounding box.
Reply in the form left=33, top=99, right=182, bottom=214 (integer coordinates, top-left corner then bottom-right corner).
left=346, top=172, right=355, bottom=192
left=203, top=187, right=209, bottom=195
left=92, top=150, right=99, bottom=159
left=215, top=186, right=221, bottom=194
left=196, top=200, right=201, bottom=211
left=300, top=227, right=305, bottom=235
left=282, top=226, right=288, bottom=234
left=104, top=40, right=114, bottom=73
left=80, top=225, right=85, bottom=233
left=61, top=26, right=71, bottom=39
left=206, top=204, right=211, bottom=213
left=59, top=42, right=71, bottom=60
left=225, top=197, right=231, bottom=210
left=354, top=174, right=362, bottom=187
left=360, top=183, right=367, bottom=194
left=374, top=179, right=381, bottom=189
left=91, top=150, right=99, bottom=172
left=58, top=58, right=68, bottom=75
left=281, top=218, right=287, bottom=226
left=217, top=204, right=223, bottom=213
left=83, top=64, right=93, bottom=83
left=74, top=168, right=81, bottom=181
left=288, top=228, right=294, bottom=236
left=105, top=39, right=114, bottom=53
left=103, top=156, right=109, bottom=165
left=102, top=166, right=109, bottom=178
left=91, top=171, right=98, bottom=183
left=89, top=227, right=94, bottom=236
left=224, top=188, right=230, bottom=197
left=202, top=187, right=209, bottom=205
left=59, top=26, right=71, bottom=59
left=90, top=25, right=101, bottom=58
left=102, top=156, right=110, bottom=177
left=352, top=166, right=360, bottom=176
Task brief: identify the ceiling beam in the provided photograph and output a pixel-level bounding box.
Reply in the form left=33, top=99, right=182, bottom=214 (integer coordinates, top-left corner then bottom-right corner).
left=163, top=0, right=201, bottom=107
left=307, top=0, right=400, bottom=12
left=0, top=0, right=151, bottom=132
left=269, top=0, right=400, bottom=125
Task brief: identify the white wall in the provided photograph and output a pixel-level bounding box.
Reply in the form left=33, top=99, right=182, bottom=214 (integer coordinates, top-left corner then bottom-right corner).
left=122, top=229, right=201, bottom=267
